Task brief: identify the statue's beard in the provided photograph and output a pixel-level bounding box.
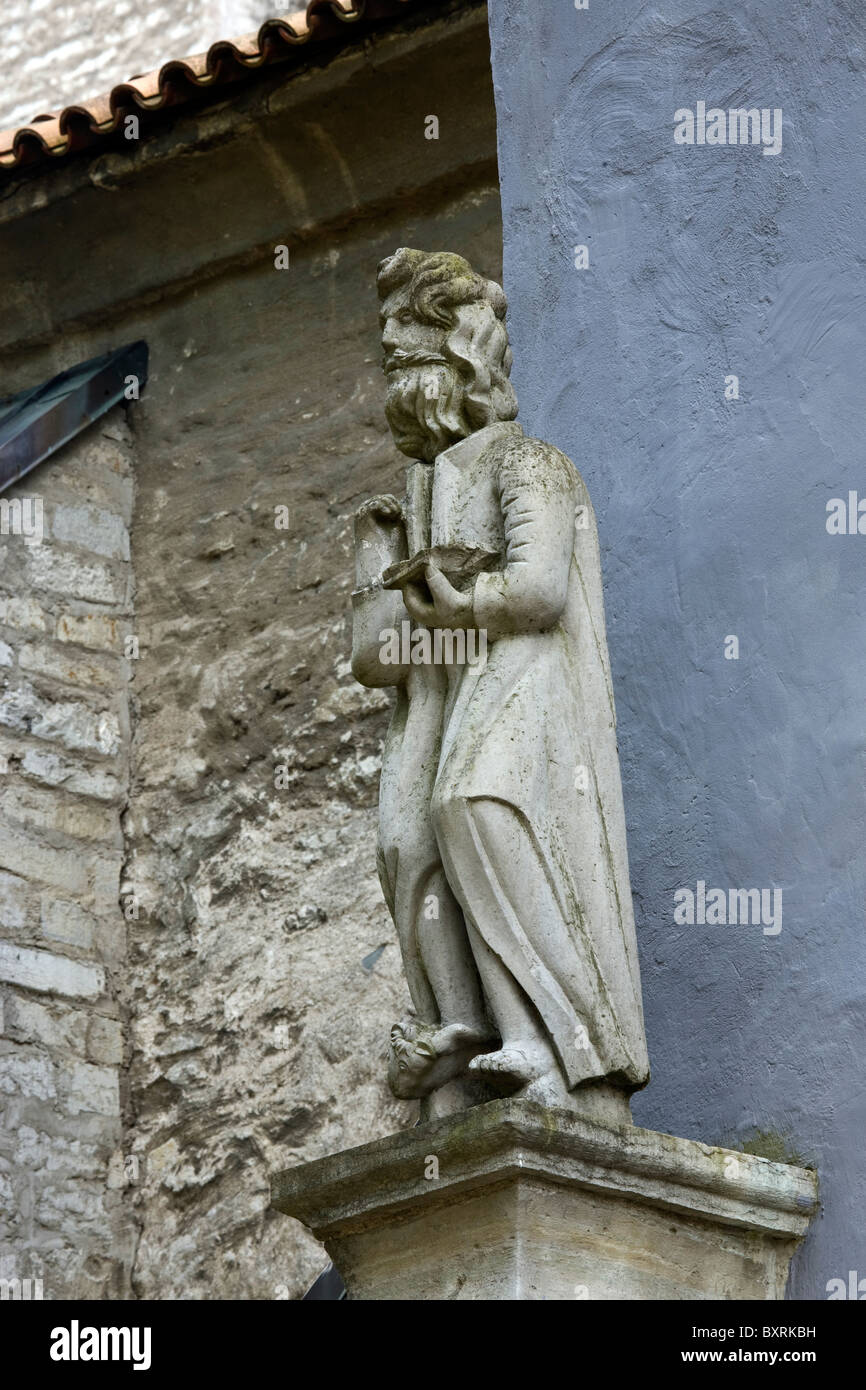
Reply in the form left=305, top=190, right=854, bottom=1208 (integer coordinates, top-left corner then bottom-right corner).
left=383, top=353, right=470, bottom=461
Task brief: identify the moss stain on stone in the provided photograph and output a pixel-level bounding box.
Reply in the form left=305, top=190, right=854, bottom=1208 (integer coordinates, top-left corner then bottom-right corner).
left=735, top=1129, right=815, bottom=1170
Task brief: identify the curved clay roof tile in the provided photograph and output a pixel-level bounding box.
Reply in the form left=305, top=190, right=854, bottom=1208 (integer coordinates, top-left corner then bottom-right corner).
left=0, top=1, right=417, bottom=172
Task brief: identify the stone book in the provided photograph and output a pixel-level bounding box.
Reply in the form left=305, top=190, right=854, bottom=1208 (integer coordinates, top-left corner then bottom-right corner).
left=381, top=543, right=499, bottom=591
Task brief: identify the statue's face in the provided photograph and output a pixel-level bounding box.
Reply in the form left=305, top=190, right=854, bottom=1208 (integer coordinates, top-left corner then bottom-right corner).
left=380, top=286, right=445, bottom=366
left=379, top=285, right=469, bottom=462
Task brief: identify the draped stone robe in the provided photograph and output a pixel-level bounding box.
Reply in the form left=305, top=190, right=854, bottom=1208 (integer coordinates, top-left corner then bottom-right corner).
left=352, top=420, right=650, bottom=1091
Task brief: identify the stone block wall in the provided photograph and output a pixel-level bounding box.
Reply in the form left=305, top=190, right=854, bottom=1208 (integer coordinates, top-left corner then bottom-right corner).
left=0, top=410, right=136, bottom=1299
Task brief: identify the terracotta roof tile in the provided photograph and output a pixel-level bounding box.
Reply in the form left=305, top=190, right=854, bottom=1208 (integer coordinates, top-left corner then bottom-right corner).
left=0, top=2, right=421, bottom=174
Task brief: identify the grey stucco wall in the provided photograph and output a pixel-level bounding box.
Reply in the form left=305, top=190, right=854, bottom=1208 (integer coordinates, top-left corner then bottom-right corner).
left=488, top=0, right=865, bottom=1299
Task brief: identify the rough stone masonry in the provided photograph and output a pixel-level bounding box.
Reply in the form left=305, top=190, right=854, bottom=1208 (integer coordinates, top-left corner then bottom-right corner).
left=0, top=409, right=136, bottom=1299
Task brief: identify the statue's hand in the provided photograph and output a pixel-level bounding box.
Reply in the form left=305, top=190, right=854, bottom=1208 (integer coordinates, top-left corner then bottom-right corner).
left=353, top=495, right=405, bottom=596
left=354, top=494, right=403, bottom=533
left=402, top=563, right=475, bottom=630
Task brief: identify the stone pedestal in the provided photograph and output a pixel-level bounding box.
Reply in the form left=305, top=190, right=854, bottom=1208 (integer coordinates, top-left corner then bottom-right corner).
left=271, top=1099, right=817, bottom=1300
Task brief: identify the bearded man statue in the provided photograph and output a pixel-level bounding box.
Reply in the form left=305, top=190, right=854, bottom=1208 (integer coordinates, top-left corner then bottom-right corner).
left=351, top=249, right=650, bottom=1121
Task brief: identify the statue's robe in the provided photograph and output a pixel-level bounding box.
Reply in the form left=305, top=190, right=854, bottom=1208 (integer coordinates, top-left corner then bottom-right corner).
left=352, top=420, right=650, bottom=1090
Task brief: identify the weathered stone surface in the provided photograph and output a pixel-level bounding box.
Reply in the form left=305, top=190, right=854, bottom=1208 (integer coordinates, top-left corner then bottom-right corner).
left=4, top=994, right=89, bottom=1056
left=0, top=870, right=31, bottom=930
left=0, top=596, right=48, bottom=634
left=0, top=825, right=97, bottom=897
left=41, top=898, right=98, bottom=951
left=3, top=783, right=121, bottom=845
left=0, top=943, right=104, bottom=1000
left=55, top=614, right=125, bottom=653
left=273, top=1099, right=819, bottom=1300
left=9, top=545, right=129, bottom=608
left=59, top=1060, right=121, bottom=1118
left=1, top=735, right=121, bottom=803
left=0, top=1050, right=57, bottom=1101
left=86, top=1015, right=124, bottom=1067
left=18, top=640, right=124, bottom=692
left=0, top=685, right=121, bottom=757
left=47, top=503, right=130, bottom=561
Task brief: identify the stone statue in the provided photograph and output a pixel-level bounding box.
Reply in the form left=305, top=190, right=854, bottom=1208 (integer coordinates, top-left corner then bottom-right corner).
left=351, top=249, right=650, bottom=1120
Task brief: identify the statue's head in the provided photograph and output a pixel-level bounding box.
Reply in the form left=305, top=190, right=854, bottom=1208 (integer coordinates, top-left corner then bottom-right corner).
left=377, top=248, right=518, bottom=461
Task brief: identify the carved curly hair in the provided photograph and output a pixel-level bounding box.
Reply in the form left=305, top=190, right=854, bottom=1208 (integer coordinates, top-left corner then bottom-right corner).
left=377, top=248, right=518, bottom=429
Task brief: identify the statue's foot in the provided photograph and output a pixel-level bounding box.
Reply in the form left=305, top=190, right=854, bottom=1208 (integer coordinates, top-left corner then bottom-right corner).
left=468, top=1041, right=552, bottom=1093
left=388, top=1018, right=494, bottom=1099
left=390, top=1016, right=489, bottom=1053
left=432, top=1021, right=491, bottom=1053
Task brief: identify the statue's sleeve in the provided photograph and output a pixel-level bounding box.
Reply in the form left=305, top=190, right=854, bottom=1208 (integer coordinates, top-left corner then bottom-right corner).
left=472, top=440, right=576, bottom=640
left=351, top=587, right=411, bottom=687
